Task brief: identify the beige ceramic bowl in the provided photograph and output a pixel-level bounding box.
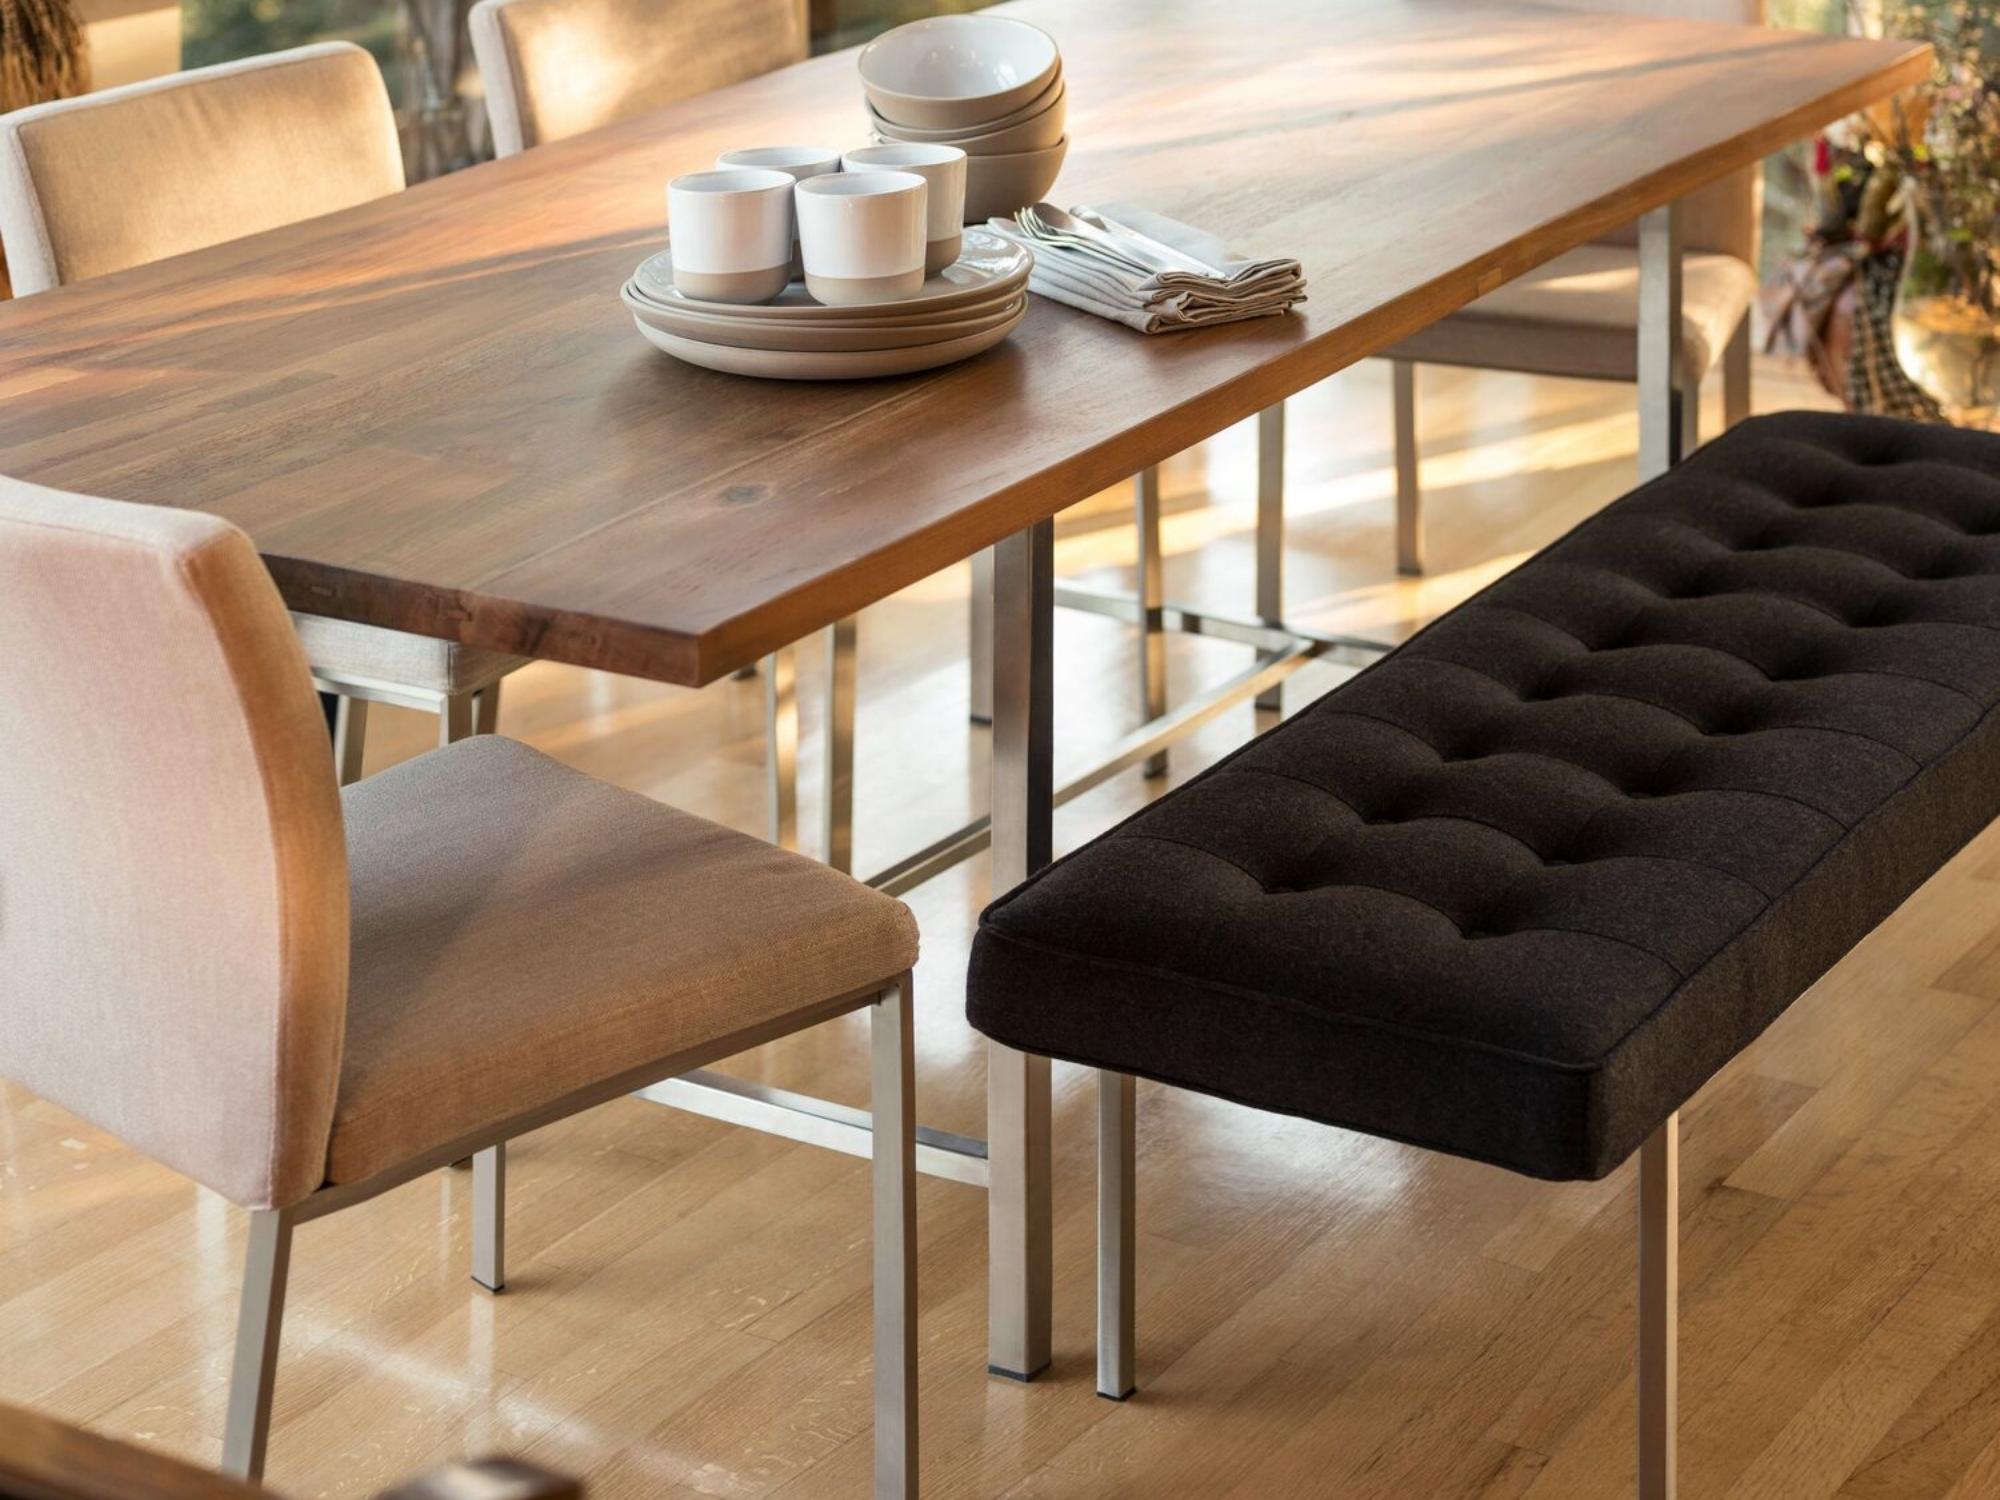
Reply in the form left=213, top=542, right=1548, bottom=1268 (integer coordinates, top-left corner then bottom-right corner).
left=858, top=14, right=1061, bottom=130
left=869, top=83, right=1067, bottom=156
left=961, top=137, right=1069, bottom=225
left=867, top=65, right=1063, bottom=138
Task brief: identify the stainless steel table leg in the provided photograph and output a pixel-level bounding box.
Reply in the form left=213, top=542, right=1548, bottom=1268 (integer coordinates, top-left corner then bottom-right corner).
left=824, top=618, right=858, bottom=873
left=988, top=518, right=1055, bottom=1382
left=766, top=644, right=800, bottom=851
left=1393, top=361, right=1424, bottom=576
left=1638, top=200, right=1687, bottom=484
left=969, top=546, right=995, bottom=725
left=1135, top=467, right=1168, bottom=778
left=1255, top=403, right=1286, bottom=711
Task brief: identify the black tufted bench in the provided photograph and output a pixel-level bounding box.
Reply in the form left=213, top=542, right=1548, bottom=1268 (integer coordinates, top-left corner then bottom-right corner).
left=965, top=411, right=2000, bottom=1492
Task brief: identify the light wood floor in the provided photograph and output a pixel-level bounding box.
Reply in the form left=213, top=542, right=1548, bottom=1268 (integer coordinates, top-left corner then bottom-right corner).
left=15, top=355, right=2000, bottom=1499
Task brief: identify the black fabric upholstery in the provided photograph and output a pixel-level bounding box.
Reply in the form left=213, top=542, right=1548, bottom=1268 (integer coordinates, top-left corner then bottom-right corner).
left=967, top=412, right=2000, bottom=1181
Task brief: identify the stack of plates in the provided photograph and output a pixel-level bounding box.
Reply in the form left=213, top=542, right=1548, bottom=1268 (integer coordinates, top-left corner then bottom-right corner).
left=858, top=14, right=1068, bottom=223
left=622, top=226, right=1033, bottom=379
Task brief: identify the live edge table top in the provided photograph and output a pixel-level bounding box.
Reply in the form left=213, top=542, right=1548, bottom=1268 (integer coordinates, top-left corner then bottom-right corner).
left=0, top=0, right=1926, bottom=686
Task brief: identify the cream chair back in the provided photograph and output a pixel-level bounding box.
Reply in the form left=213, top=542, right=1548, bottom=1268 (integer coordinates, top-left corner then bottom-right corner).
left=1541, top=0, right=1765, bottom=262
left=0, top=480, right=349, bottom=1210
left=0, top=42, right=402, bottom=296
left=470, top=0, right=809, bottom=157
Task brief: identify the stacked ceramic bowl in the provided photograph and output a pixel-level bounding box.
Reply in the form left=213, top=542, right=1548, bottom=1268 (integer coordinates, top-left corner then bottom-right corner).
left=860, top=13, right=1068, bottom=225
left=620, top=226, right=1032, bottom=380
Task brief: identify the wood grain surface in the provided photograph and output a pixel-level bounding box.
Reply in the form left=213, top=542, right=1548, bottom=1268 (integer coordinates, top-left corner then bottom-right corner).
left=0, top=0, right=1927, bottom=683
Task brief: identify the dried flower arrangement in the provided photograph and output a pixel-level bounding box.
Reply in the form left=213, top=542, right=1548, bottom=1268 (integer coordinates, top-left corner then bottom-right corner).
left=1766, top=0, right=2000, bottom=422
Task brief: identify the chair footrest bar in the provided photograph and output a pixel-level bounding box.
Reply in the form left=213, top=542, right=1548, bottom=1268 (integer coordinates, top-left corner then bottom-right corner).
left=639, top=1070, right=990, bottom=1187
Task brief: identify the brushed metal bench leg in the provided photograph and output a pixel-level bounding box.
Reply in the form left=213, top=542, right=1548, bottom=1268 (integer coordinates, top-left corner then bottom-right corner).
left=1098, top=1069, right=1137, bottom=1401
left=1135, top=466, right=1168, bottom=778
left=222, top=1207, right=294, bottom=1481
left=873, top=976, right=918, bottom=1498
left=1255, top=402, right=1286, bottom=711
left=472, top=1143, right=505, bottom=1292
left=988, top=519, right=1055, bottom=1382
left=1639, top=1113, right=1679, bottom=1500
left=1393, top=360, right=1423, bottom=576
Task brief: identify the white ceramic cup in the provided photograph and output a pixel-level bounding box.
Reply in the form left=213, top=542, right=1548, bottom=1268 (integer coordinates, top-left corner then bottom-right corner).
left=665, top=168, right=795, bottom=304
left=794, top=170, right=928, bottom=306
left=716, top=146, right=841, bottom=276
left=841, top=144, right=967, bottom=275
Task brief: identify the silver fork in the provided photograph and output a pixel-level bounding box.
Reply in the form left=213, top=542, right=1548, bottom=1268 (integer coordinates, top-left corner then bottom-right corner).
left=1017, top=205, right=1181, bottom=279
left=1065, top=205, right=1224, bottom=278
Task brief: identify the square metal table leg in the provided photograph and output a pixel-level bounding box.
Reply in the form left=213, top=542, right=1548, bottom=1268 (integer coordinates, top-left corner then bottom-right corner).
left=987, top=518, right=1055, bottom=1382
left=1638, top=199, right=1687, bottom=484
left=1135, top=467, right=1168, bottom=778
left=766, top=643, right=800, bottom=851
left=824, top=617, right=858, bottom=874
left=1255, top=402, right=1286, bottom=711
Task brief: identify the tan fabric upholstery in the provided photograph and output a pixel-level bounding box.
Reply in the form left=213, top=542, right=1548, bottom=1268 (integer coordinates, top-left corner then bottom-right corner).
left=0, top=43, right=517, bottom=703
left=0, top=43, right=403, bottom=295
left=0, top=480, right=349, bottom=1212
left=1387, top=0, right=1762, bottom=376
left=1390, top=245, right=1759, bottom=384
left=329, top=734, right=919, bottom=1183
left=470, top=0, right=808, bottom=157
left=291, top=613, right=525, bottom=696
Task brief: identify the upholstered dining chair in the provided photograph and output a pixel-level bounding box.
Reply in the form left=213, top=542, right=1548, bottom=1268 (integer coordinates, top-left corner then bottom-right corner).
left=0, top=43, right=524, bottom=781
left=1381, top=0, right=1763, bottom=574
left=470, top=0, right=809, bottom=157
left=0, top=478, right=920, bottom=1495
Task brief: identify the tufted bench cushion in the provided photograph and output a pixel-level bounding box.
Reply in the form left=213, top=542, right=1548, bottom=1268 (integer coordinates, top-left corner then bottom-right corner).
left=967, top=412, right=2000, bottom=1181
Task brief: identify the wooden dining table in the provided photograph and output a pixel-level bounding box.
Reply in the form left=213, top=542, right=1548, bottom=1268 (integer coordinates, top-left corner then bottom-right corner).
left=0, top=0, right=1927, bottom=1391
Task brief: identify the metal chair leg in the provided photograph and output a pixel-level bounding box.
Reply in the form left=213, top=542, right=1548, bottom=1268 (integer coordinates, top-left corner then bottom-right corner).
left=1679, top=371, right=1701, bottom=456
left=1135, top=467, right=1167, bottom=778
left=1639, top=1113, right=1678, bottom=1500
left=439, top=691, right=475, bottom=747
left=472, top=677, right=504, bottom=736
left=1098, top=1069, right=1136, bottom=1401
left=1393, top=360, right=1423, bottom=576
left=1255, top=403, right=1286, bottom=713
left=221, top=1208, right=294, bottom=1482
left=872, top=975, right=918, bottom=1498
left=823, top=619, right=858, bottom=874
left=968, top=547, right=994, bottom=726
left=332, top=696, right=369, bottom=786
left=1722, top=315, right=1752, bottom=430
left=472, top=1143, right=505, bottom=1293
left=765, top=645, right=800, bottom=851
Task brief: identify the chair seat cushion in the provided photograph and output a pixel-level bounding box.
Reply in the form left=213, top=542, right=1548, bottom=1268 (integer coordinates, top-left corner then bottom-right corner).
left=329, top=735, right=918, bottom=1184
left=968, top=413, right=2000, bottom=1182
left=291, top=612, right=526, bottom=696
left=1386, top=245, right=1757, bottom=384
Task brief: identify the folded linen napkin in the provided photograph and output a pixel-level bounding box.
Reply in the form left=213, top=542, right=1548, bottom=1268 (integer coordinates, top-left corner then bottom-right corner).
left=986, top=203, right=1306, bottom=334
